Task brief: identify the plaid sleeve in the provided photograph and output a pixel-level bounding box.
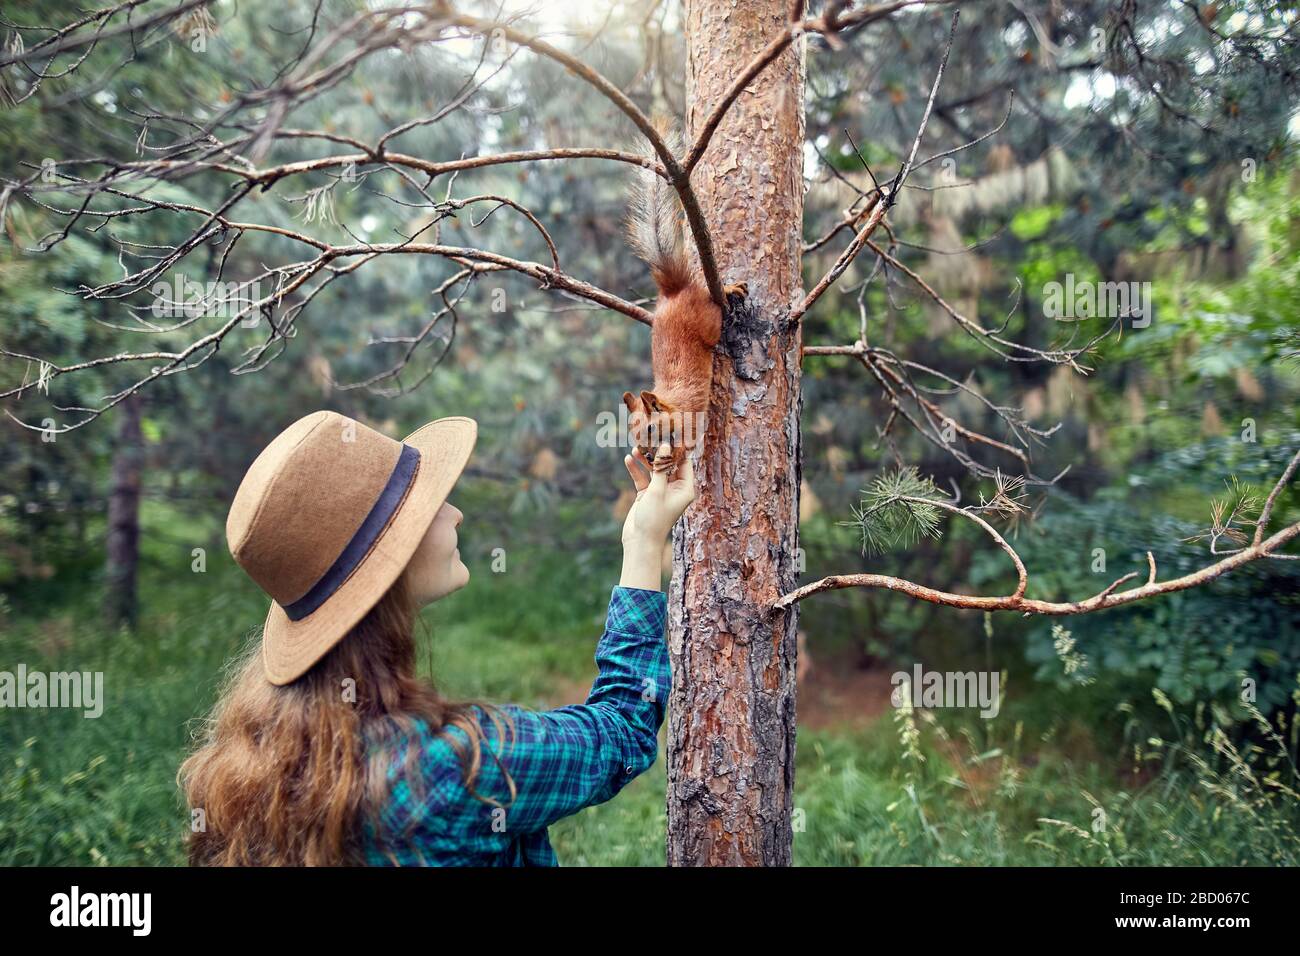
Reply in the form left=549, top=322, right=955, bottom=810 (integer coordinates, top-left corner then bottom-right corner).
left=412, top=585, right=670, bottom=842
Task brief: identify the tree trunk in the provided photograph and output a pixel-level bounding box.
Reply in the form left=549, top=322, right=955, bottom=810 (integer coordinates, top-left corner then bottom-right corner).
left=667, top=0, right=806, bottom=866
left=104, top=394, right=143, bottom=628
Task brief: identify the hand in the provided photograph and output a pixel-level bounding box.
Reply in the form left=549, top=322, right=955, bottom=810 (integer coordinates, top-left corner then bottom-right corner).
left=622, top=442, right=696, bottom=546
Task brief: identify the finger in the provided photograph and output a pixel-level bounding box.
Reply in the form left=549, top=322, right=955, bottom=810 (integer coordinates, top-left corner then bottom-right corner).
left=624, top=453, right=650, bottom=492
left=648, top=443, right=672, bottom=489
left=630, top=446, right=656, bottom=498
left=631, top=446, right=656, bottom=475
left=670, top=452, right=693, bottom=487
left=669, top=455, right=696, bottom=505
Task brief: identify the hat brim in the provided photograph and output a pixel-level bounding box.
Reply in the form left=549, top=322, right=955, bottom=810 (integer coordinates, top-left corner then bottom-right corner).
left=260, top=416, right=477, bottom=685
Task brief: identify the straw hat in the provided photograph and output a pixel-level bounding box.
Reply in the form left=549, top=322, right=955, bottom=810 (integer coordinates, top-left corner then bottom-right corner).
left=226, top=411, right=477, bottom=685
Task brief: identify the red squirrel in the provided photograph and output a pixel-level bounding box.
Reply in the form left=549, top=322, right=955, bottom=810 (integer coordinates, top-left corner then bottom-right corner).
left=622, top=126, right=745, bottom=477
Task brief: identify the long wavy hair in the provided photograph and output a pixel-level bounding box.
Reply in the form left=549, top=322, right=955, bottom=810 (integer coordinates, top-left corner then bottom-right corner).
left=179, top=571, right=514, bottom=866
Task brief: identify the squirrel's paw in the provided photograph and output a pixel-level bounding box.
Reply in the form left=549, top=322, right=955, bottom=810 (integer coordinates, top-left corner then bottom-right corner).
left=650, top=448, right=676, bottom=474
left=724, top=281, right=748, bottom=301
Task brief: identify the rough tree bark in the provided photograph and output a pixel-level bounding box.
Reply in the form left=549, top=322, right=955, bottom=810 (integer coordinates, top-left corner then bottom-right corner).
left=667, top=0, right=806, bottom=866
left=104, top=393, right=143, bottom=627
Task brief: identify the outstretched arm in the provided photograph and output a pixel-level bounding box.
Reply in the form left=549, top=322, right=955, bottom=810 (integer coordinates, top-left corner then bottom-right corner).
left=440, top=584, right=673, bottom=836
left=387, top=444, right=694, bottom=849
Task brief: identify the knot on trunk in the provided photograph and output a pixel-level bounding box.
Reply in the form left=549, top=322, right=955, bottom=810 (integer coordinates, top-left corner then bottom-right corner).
left=677, top=778, right=726, bottom=816
left=720, top=293, right=774, bottom=382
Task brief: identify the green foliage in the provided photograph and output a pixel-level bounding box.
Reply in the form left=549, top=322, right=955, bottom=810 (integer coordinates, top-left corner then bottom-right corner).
left=790, top=674, right=1300, bottom=866
left=2, top=0, right=1299, bottom=867
left=843, top=467, right=944, bottom=556
left=991, top=439, right=1300, bottom=715
left=7, top=528, right=1296, bottom=866
left=1008, top=203, right=1064, bottom=242
left=1050, top=624, right=1096, bottom=687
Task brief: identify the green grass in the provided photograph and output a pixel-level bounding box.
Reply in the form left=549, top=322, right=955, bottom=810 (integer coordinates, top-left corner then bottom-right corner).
left=2, top=501, right=1298, bottom=866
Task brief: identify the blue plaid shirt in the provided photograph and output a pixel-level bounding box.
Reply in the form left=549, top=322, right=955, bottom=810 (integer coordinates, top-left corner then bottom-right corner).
left=363, top=585, right=670, bottom=866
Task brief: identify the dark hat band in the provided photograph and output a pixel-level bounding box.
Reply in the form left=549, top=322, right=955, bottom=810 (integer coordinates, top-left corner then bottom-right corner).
left=282, top=443, right=421, bottom=622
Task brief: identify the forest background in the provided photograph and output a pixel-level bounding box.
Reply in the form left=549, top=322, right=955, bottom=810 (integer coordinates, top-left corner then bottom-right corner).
left=1, top=0, right=1298, bottom=865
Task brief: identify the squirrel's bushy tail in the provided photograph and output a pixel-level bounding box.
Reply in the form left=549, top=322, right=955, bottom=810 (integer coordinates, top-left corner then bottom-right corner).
left=626, top=118, right=694, bottom=296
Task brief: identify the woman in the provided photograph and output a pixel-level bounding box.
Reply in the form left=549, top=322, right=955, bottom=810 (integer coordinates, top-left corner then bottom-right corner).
left=180, top=410, right=694, bottom=865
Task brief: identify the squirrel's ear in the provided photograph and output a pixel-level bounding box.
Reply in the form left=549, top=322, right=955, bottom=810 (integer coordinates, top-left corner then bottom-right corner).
left=641, top=390, right=674, bottom=413
left=622, top=391, right=641, bottom=414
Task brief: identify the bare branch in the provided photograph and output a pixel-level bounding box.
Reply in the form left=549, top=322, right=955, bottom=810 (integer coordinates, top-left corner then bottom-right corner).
left=685, top=0, right=957, bottom=174
left=0, top=0, right=212, bottom=70
left=775, top=451, right=1300, bottom=615
left=1254, top=448, right=1300, bottom=546
left=441, top=12, right=726, bottom=306
left=791, top=8, right=960, bottom=323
